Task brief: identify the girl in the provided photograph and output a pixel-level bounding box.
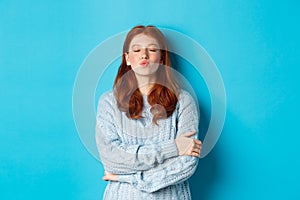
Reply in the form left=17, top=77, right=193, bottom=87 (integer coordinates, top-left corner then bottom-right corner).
left=96, top=25, right=202, bottom=199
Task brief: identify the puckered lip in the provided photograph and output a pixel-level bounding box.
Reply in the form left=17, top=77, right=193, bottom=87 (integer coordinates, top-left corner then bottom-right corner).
left=139, top=60, right=149, bottom=66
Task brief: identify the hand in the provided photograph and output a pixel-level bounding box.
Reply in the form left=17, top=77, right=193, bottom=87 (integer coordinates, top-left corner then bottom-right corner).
left=175, top=131, right=202, bottom=157
left=102, top=171, right=118, bottom=182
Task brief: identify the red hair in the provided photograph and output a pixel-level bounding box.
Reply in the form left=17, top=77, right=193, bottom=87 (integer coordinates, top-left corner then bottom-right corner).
left=113, top=25, right=180, bottom=125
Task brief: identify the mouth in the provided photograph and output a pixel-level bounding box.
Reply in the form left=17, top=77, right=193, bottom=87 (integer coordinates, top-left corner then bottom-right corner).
left=139, top=60, right=149, bottom=67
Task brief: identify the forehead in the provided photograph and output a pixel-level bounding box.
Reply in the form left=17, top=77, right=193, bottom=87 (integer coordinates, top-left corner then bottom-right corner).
left=129, top=34, right=160, bottom=48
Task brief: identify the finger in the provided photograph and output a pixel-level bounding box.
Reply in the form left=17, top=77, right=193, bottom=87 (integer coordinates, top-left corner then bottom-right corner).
left=193, top=138, right=202, bottom=145
left=192, top=148, right=201, bottom=154
left=192, top=148, right=201, bottom=157
left=191, top=149, right=200, bottom=155
left=191, top=152, right=200, bottom=157
left=103, top=175, right=114, bottom=181
left=182, top=131, right=196, bottom=137
left=183, top=141, right=198, bottom=155
left=193, top=143, right=202, bottom=149
left=185, top=148, right=200, bottom=157
left=192, top=145, right=201, bottom=152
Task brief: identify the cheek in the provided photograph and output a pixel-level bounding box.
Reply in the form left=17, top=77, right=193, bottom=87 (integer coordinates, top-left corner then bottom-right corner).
left=151, top=54, right=161, bottom=63
left=128, top=55, right=139, bottom=65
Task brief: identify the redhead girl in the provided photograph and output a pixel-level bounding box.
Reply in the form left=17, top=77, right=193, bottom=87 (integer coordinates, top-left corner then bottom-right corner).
left=96, top=25, right=202, bottom=200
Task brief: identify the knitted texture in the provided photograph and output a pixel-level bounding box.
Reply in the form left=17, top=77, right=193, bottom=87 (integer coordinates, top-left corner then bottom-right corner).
left=95, top=90, right=199, bottom=200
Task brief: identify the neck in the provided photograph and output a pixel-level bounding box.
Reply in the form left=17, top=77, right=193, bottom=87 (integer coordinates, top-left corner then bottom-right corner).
left=135, top=74, right=156, bottom=95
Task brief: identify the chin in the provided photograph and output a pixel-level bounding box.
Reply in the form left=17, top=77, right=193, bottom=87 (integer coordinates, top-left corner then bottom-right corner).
left=133, top=71, right=158, bottom=77
left=132, top=65, right=159, bottom=76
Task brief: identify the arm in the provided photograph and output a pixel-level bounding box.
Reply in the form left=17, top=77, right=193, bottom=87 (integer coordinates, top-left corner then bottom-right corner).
left=116, top=91, right=200, bottom=193
left=95, top=92, right=178, bottom=174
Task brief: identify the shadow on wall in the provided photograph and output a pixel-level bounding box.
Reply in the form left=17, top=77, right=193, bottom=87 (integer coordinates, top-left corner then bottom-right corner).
left=190, top=147, right=221, bottom=200
left=189, top=110, right=236, bottom=199
left=189, top=101, right=221, bottom=200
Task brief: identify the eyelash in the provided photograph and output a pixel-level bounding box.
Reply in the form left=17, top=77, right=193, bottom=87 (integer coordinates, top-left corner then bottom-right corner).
left=132, top=49, right=158, bottom=52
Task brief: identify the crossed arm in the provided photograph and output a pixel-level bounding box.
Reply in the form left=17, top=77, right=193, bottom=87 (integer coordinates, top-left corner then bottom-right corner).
left=96, top=91, right=201, bottom=193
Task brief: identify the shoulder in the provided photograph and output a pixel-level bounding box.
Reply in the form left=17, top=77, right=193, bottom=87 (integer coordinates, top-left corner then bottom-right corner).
left=98, top=90, right=114, bottom=103
left=176, top=89, right=199, bottom=117
left=177, top=89, right=197, bottom=106
left=97, top=90, right=117, bottom=112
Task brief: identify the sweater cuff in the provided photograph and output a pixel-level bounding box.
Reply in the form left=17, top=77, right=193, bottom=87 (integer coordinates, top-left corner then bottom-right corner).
left=161, top=140, right=178, bottom=160
left=117, top=174, right=136, bottom=184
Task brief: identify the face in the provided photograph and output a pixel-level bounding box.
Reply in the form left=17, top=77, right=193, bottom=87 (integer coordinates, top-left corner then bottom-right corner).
left=125, top=34, right=161, bottom=76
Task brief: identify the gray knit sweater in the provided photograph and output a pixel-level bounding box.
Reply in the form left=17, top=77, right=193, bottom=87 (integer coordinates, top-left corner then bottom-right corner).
left=95, top=90, right=199, bottom=200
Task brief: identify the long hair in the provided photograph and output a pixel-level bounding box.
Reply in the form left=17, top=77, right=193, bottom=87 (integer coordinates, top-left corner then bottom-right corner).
left=113, top=25, right=180, bottom=125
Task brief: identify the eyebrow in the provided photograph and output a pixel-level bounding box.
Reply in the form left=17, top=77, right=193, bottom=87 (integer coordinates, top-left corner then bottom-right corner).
left=130, top=44, right=159, bottom=48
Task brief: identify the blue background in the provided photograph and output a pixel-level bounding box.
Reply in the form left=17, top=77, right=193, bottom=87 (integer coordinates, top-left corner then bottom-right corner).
left=1, top=0, right=299, bottom=199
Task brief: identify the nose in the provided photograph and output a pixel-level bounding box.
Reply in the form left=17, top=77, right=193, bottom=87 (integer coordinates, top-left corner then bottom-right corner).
left=140, top=48, right=149, bottom=59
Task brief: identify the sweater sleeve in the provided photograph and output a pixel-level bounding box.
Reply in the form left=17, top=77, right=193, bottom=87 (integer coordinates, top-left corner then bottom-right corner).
left=117, top=91, right=200, bottom=193
left=95, top=92, right=178, bottom=174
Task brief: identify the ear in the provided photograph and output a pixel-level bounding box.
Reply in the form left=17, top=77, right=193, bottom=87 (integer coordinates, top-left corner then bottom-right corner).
left=125, top=53, right=131, bottom=66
